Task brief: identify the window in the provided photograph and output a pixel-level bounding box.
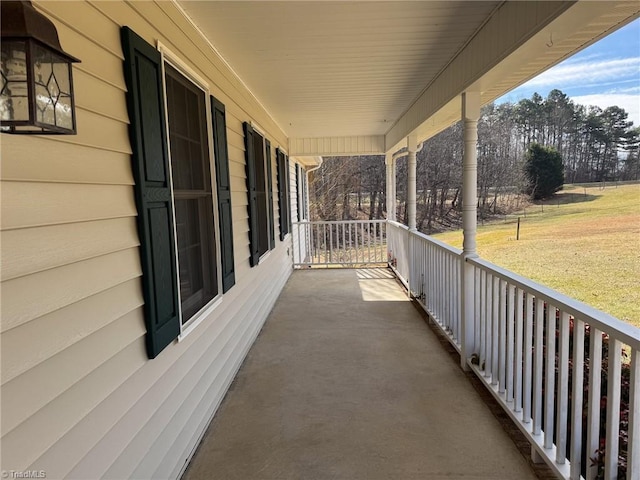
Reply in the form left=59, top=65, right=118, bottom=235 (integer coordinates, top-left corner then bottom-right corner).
left=301, top=166, right=308, bottom=220
left=276, top=148, right=291, bottom=240
left=121, top=27, right=235, bottom=358
left=164, top=64, right=218, bottom=322
left=244, top=123, right=275, bottom=266
left=296, top=163, right=307, bottom=221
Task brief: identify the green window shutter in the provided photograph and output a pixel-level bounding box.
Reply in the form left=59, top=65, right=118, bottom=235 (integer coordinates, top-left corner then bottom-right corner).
left=277, top=148, right=289, bottom=240
left=265, top=140, right=275, bottom=247
left=121, top=27, right=179, bottom=359
left=285, top=154, right=292, bottom=232
left=243, top=122, right=260, bottom=266
left=296, top=163, right=302, bottom=220
left=211, top=96, right=235, bottom=292
left=301, top=167, right=307, bottom=220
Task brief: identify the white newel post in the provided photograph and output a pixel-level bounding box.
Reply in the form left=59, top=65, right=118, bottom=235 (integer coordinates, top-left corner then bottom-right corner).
left=407, top=134, right=418, bottom=293
left=390, top=154, right=397, bottom=222
left=385, top=153, right=393, bottom=222
left=461, top=91, right=480, bottom=370
left=407, top=134, right=417, bottom=231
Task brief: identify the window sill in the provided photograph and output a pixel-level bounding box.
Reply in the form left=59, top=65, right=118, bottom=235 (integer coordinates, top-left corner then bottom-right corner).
left=258, top=249, right=273, bottom=265
left=178, top=295, right=223, bottom=341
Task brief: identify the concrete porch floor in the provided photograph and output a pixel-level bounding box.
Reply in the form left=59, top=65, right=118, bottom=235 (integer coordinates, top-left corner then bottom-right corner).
left=184, top=269, right=539, bottom=480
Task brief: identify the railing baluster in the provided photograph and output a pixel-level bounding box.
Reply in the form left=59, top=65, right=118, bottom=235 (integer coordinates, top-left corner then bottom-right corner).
left=456, top=256, right=461, bottom=344
left=479, top=268, right=485, bottom=370
left=544, top=305, right=557, bottom=450
left=533, top=297, right=544, bottom=435
left=556, top=311, right=570, bottom=464
left=451, top=255, right=455, bottom=338
left=604, top=338, right=622, bottom=480
left=373, top=222, right=377, bottom=262
left=315, top=224, right=320, bottom=264
left=491, top=276, right=500, bottom=386
left=570, top=319, right=585, bottom=479
left=340, top=223, right=344, bottom=263
left=330, top=224, right=335, bottom=264
left=368, top=223, right=372, bottom=264
left=448, top=254, right=453, bottom=334
left=499, top=279, right=507, bottom=393
left=485, top=273, right=493, bottom=378
left=348, top=222, right=352, bottom=264
left=361, top=223, right=365, bottom=265
left=523, top=293, right=534, bottom=423
left=437, top=251, right=442, bottom=324
left=323, top=223, right=328, bottom=266
left=354, top=223, right=359, bottom=264
left=442, top=251, right=446, bottom=326
left=586, top=328, right=603, bottom=480
left=507, top=283, right=515, bottom=403
left=629, top=349, right=640, bottom=480
left=473, top=267, right=484, bottom=365
left=515, top=288, right=524, bottom=413
left=428, top=243, right=433, bottom=312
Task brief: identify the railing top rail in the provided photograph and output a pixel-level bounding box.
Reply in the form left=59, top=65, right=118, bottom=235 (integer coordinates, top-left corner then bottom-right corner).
left=468, top=256, right=640, bottom=350
left=293, top=220, right=386, bottom=226
left=387, top=220, right=409, bottom=231
left=410, top=229, right=462, bottom=256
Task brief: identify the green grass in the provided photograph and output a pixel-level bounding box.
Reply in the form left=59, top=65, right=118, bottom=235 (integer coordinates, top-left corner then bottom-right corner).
left=433, top=183, right=640, bottom=327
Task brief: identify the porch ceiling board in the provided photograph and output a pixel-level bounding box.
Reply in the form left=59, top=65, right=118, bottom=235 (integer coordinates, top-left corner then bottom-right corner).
left=178, top=0, right=500, bottom=138
left=178, top=0, right=640, bottom=152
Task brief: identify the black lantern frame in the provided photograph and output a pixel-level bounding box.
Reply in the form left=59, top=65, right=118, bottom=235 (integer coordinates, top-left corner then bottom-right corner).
left=1, top=1, right=80, bottom=134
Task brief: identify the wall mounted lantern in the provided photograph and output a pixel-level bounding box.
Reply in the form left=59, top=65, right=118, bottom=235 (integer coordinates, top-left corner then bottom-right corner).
left=1, top=1, right=80, bottom=134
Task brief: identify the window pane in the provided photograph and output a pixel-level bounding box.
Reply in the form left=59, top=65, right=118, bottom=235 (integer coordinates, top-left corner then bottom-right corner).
left=166, top=64, right=206, bottom=191
left=165, top=64, right=218, bottom=323
left=174, top=198, right=216, bottom=320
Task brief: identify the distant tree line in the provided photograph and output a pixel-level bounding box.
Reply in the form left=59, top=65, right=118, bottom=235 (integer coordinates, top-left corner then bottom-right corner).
left=309, top=89, right=639, bottom=233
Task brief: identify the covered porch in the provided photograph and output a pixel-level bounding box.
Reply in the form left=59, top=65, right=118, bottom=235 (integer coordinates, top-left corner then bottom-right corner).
left=184, top=269, right=540, bottom=480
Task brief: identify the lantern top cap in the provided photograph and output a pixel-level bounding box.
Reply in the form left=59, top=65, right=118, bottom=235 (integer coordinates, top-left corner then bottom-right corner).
left=1, top=0, right=80, bottom=63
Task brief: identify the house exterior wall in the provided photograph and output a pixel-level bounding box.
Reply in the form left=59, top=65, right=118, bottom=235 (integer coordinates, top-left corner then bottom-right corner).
left=0, top=1, right=292, bottom=478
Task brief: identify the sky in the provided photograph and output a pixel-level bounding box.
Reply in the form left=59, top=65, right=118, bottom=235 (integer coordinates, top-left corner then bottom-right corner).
left=498, top=18, right=640, bottom=127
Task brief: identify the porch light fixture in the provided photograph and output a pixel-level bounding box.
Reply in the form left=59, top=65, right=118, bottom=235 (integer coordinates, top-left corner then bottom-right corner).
left=1, top=0, right=80, bottom=134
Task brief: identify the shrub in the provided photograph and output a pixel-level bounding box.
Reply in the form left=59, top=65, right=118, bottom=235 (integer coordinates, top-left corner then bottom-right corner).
left=523, top=143, right=564, bottom=199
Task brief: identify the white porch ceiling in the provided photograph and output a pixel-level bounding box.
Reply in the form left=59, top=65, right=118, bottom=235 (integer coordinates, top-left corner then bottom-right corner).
left=179, top=1, right=499, bottom=137
left=178, top=1, right=640, bottom=154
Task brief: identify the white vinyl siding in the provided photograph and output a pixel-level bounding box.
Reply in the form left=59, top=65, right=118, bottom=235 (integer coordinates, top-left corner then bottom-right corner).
left=0, top=1, right=291, bottom=478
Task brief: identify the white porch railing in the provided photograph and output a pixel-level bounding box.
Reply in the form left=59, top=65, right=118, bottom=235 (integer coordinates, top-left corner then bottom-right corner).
left=409, top=230, right=462, bottom=351
left=393, top=228, right=640, bottom=480
left=292, top=220, right=387, bottom=267
left=466, top=257, right=639, bottom=480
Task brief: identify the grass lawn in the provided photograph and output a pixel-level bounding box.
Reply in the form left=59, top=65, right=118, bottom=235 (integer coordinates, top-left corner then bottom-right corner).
left=432, top=183, right=640, bottom=327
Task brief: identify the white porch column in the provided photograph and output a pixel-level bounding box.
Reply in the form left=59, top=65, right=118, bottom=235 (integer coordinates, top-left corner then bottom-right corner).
left=407, top=134, right=418, bottom=231
left=461, top=91, right=481, bottom=370
left=391, top=155, right=397, bottom=221
left=385, top=152, right=393, bottom=221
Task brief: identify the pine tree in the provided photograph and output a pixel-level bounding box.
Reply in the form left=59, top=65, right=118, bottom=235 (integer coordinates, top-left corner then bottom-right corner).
left=523, top=143, right=564, bottom=199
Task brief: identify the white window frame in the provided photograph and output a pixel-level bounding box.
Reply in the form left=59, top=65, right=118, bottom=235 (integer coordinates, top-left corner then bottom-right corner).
left=249, top=121, right=275, bottom=262
left=157, top=42, right=224, bottom=338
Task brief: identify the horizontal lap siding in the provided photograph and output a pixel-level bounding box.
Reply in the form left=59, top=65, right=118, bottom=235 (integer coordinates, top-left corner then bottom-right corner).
left=0, top=1, right=291, bottom=478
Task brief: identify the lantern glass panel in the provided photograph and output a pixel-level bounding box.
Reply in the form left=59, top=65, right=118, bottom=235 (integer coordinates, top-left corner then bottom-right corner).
left=0, top=40, right=29, bottom=125
left=33, top=43, right=73, bottom=130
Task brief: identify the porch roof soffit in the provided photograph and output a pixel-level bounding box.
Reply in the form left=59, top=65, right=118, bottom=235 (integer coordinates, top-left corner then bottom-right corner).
left=177, top=1, right=640, bottom=156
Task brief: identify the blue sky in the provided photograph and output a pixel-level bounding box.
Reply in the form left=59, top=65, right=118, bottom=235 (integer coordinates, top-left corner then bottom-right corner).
left=498, top=18, right=640, bottom=126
